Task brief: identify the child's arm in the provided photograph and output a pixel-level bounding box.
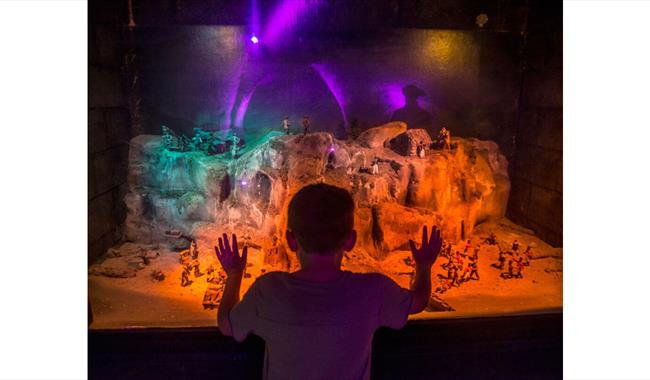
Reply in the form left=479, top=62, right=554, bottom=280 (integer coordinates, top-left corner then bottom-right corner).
left=407, top=225, right=443, bottom=314
left=215, top=233, right=248, bottom=337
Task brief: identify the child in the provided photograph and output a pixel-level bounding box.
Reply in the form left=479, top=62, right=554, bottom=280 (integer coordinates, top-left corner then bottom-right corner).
left=215, top=183, right=442, bottom=380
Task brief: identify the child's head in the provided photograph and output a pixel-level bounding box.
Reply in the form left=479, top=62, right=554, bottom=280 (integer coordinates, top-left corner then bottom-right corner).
left=286, top=183, right=355, bottom=256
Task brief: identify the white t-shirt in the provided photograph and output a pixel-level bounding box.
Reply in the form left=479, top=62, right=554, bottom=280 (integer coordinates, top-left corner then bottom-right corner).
left=230, top=271, right=412, bottom=380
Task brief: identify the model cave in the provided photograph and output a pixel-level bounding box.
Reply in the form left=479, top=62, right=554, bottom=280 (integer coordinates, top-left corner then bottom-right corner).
left=89, top=0, right=563, bottom=329
left=89, top=121, right=561, bottom=328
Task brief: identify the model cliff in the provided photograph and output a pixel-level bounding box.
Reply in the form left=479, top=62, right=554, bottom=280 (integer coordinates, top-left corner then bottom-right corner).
left=124, top=122, right=510, bottom=270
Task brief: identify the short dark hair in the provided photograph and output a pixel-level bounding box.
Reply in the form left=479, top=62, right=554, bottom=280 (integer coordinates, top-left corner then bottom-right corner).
left=287, top=183, right=355, bottom=254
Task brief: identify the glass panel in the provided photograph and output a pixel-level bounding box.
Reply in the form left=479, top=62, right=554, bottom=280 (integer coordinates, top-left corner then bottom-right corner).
left=89, top=26, right=562, bottom=329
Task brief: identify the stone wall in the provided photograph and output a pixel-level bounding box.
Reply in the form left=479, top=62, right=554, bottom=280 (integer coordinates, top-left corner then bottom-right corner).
left=88, top=0, right=135, bottom=263
left=507, top=1, right=563, bottom=246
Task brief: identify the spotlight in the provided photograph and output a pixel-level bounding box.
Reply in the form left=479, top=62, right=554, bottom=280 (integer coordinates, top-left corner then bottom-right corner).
left=328, top=146, right=335, bottom=153
left=250, top=35, right=259, bottom=44
left=240, top=180, right=249, bottom=187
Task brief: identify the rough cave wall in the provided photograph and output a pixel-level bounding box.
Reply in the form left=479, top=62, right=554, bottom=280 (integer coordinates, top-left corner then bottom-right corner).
left=123, top=128, right=510, bottom=264
left=88, top=0, right=139, bottom=264
left=508, top=0, right=563, bottom=246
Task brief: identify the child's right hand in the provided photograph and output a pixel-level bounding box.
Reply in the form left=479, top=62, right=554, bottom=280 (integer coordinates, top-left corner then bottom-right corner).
left=214, top=233, right=248, bottom=276
left=408, top=225, right=443, bottom=268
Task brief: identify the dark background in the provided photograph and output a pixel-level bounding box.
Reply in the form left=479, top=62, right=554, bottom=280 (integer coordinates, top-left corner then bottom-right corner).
left=89, top=0, right=562, bottom=263
left=89, top=313, right=562, bottom=379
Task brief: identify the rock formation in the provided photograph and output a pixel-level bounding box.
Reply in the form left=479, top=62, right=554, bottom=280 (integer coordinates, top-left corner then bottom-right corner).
left=124, top=122, right=510, bottom=269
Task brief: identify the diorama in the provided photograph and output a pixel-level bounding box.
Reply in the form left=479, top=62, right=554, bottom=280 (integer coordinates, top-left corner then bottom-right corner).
left=89, top=0, right=562, bottom=329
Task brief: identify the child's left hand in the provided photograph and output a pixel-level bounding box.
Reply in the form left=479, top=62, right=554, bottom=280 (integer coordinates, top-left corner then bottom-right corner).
left=215, top=233, right=248, bottom=275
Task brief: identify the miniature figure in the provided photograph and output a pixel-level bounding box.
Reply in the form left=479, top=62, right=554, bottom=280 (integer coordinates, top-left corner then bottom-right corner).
left=417, top=141, right=426, bottom=158
left=440, top=260, right=456, bottom=283
left=202, top=287, right=222, bottom=310
left=206, top=265, right=220, bottom=284
left=191, top=258, right=204, bottom=277
left=371, top=158, right=379, bottom=175
left=517, top=256, right=526, bottom=277
left=231, top=133, right=240, bottom=158
left=445, top=261, right=456, bottom=283
left=500, top=260, right=513, bottom=279
left=181, top=265, right=193, bottom=287
left=137, top=249, right=152, bottom=266
left=511, top=240, right=520, bottom=252
left=439, top=242, right=451, bottom=258
left=493, top=247, right=510, bottom=270
left=457, top=264, right=468, bottom=283
left=443, top=127, right=451, bottom=149
left=178, top=134, right=191, bottom=151
left=435, top=279, right=453, bottom=294
left=523, top=246, right=533, bottom=266
left=441, top=250, right=454, bottom=270
left=450, top=264, right=461, bottom=287
left=434, top=127, right=451, bottom=150
left=439, top=244, right=448, bottom=258
left=484, top=232, right=498, bottom=245
left=151, top=270, right=165, bottom=282
left=448, top=251, right=464, bottom=286
left=468, top=254, right=479, bottom=280
left=178, top=249, right=192, bottom=265
left=440, top=127, right=452, bottom=149
left=282, top=116, right=291, bottom=135
left=190, top=239, right=199, bottom=260
left=190, top=133, right=201, bottom=152
left=302, top=115, right=311, bottom=136
left=501, top=257, right=524, bottom=280
left=162, top=125, right=180, bottom=151
left=511, top=257, right=525, bottom=279
left=464, top=239, right=472, bottom=254
left=445, top=243, right=454, bottom=258
left=453, top=250, right=464, bottom=266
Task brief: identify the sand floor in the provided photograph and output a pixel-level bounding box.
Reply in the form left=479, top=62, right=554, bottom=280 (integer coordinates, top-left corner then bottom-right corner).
left=89, top=218, right=562, bottom=329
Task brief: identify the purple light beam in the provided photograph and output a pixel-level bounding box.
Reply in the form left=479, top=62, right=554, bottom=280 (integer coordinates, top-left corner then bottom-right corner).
left=233, top=82, right=260, bottom=129
left=262, top=0, right=312, bottom=48
left=311, top=63, right=348, bottom=128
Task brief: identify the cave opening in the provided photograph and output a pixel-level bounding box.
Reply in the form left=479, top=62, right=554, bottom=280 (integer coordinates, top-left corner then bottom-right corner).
left=219, top=173, right=231, bottom=203
left=371, top=205, right=385, bottom=249
left=252, top=171, right=272, bottom=211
